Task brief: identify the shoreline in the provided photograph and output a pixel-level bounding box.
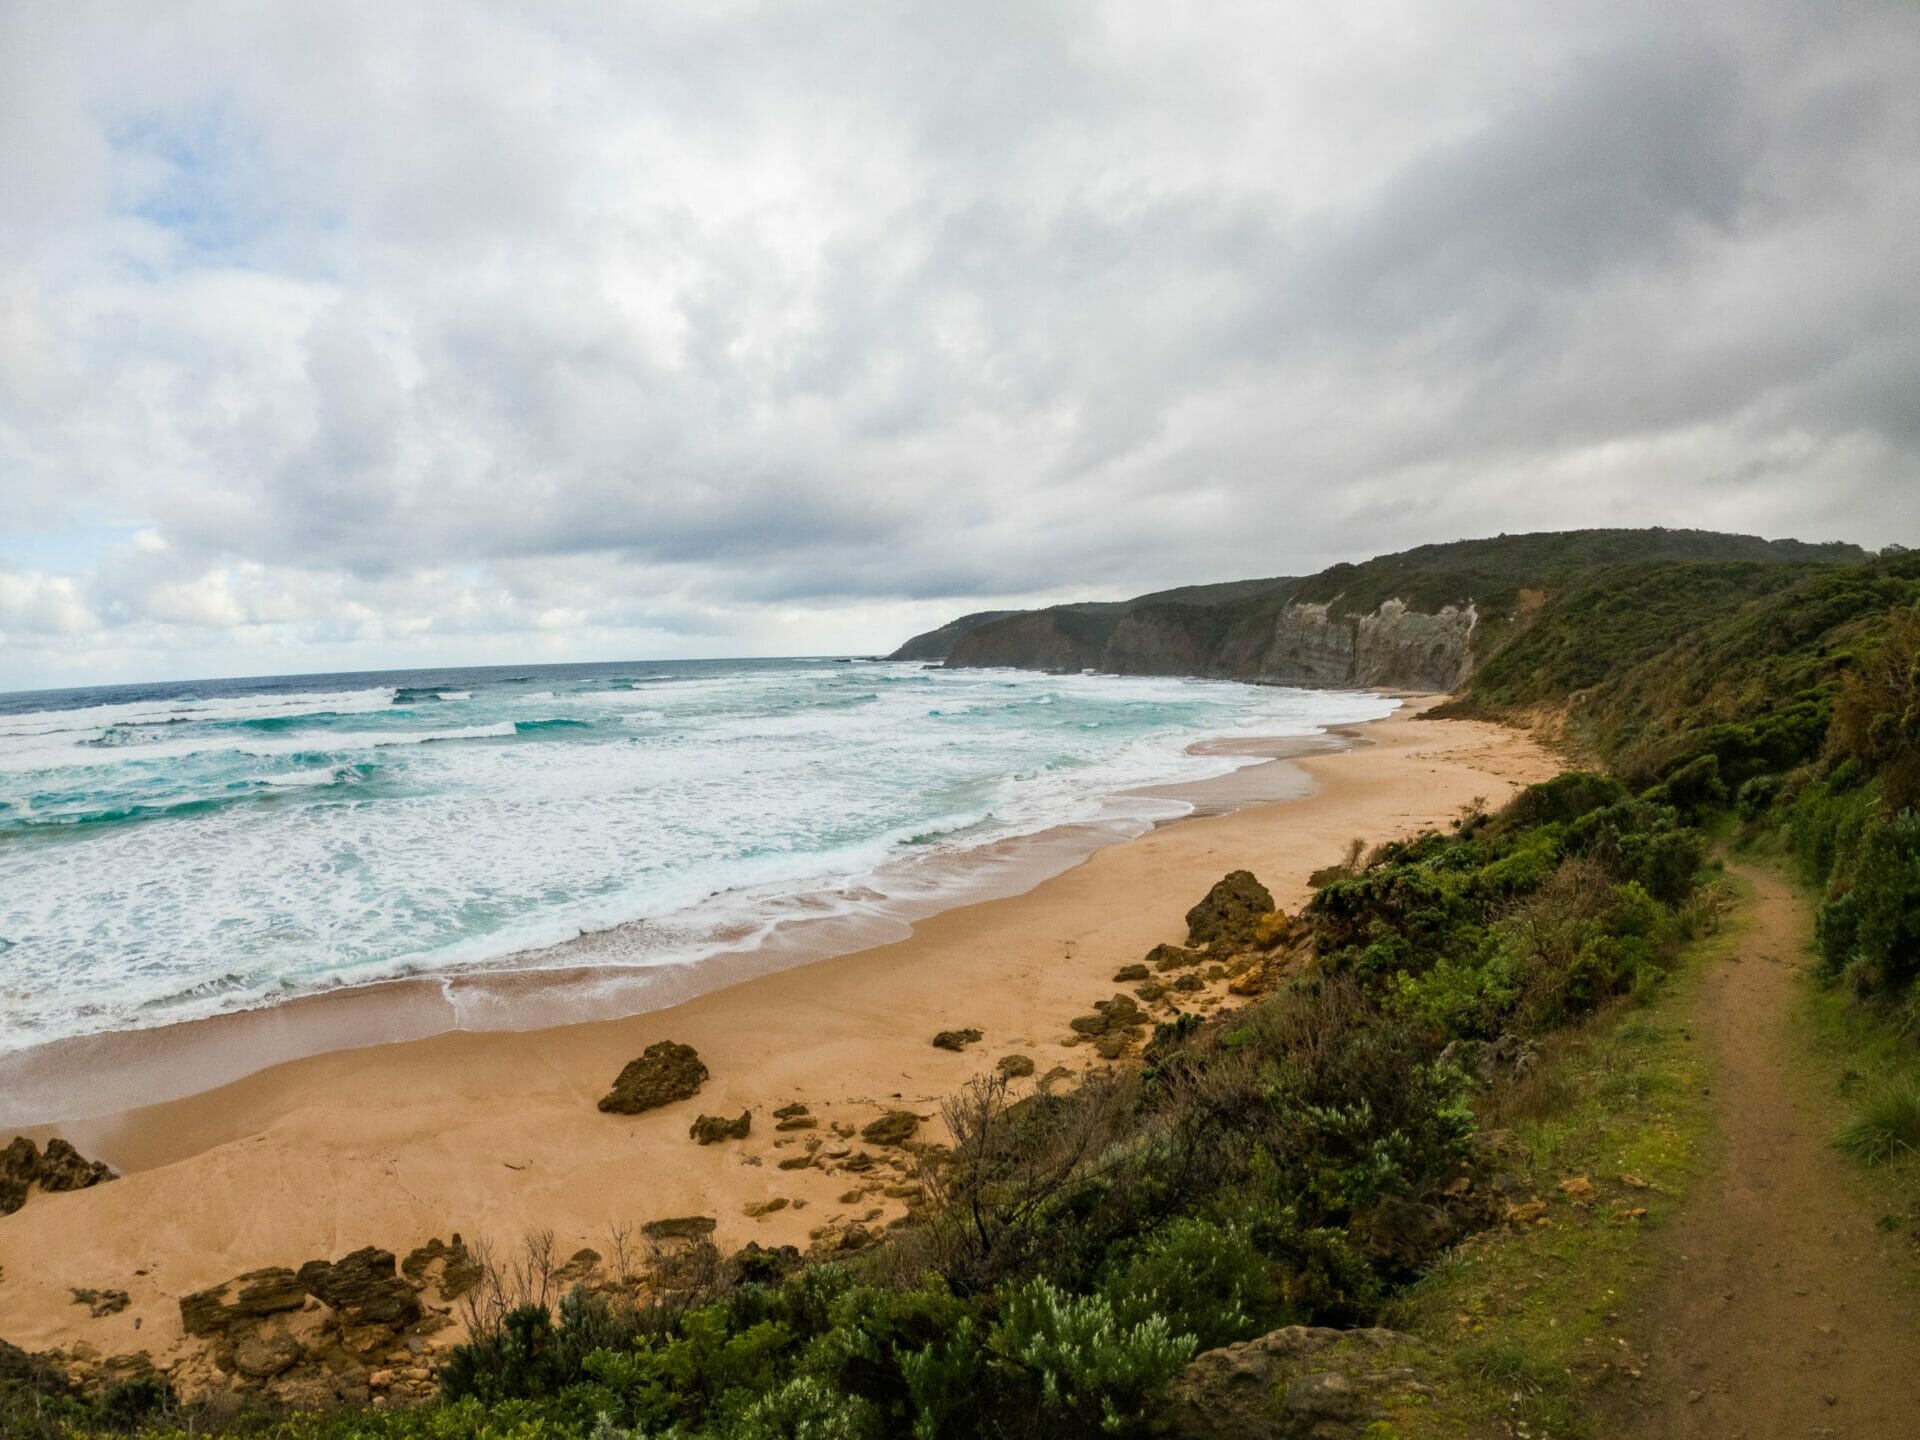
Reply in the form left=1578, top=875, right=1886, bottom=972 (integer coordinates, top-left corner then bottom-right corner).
left=0, top=704, right=1558, bottom=1376
left=0, top=726, right=1351, bottom=1131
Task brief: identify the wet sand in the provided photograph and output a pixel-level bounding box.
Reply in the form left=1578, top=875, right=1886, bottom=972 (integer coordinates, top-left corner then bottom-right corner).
left=0, top=703, right=1557, bottom=1371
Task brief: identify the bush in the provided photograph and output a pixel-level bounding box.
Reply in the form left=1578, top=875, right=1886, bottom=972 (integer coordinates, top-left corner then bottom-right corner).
left=439, top=1303, right=569, bottom=1403
left=986, top=1279, right=1196, bottom=1438
left=722, top=1374, right=878, bottom=1440
left=1847, top=812, right=1920, bottom=990
left=801, top=1284, right=980, bottom=1437
left=1102, top=1217, right=1285, bottom=1351
left=1646, top=754, right=1727, bottom=819
left=440, top=1288, right=646, bottom=1405
left=1497, top=772, right=1627, bottom=830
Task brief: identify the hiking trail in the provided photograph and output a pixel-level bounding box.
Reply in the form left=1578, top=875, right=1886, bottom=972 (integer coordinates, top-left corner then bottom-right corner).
left=1605, top=861, right=1920, bottom=1438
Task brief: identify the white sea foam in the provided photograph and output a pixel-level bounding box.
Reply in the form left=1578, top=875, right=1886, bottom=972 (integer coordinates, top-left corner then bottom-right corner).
left=0, top=662, right=1396, bottom=1051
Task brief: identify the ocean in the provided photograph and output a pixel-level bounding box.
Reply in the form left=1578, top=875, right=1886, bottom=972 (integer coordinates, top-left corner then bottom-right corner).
left=0, top=658, right=1395, bottom=1054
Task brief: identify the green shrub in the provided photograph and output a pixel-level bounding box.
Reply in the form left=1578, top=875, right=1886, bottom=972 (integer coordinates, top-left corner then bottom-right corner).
left=1497, top=772, right=1627, bottom=830
left=1390, top=950, right=1522, bottom=1040
left=1736, top=773, right=1781, bottom=822
left=801, top=1284, right=980, bottom=1437
left=1848, top=812, right=1920, bottom=989
left=721, top=1374, right=879, bottom=1440
left=987, top=1279, right=1196, bottom=1437
left=1102, top=1217, right=1285, bottom=1351
left=439, top=1303, right=570, bottom=1403
left=1646, top=754, right=1727, bottom=819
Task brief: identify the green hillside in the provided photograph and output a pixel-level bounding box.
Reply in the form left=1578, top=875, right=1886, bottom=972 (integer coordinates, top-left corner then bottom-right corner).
left=892, top=529, right=1868, bottom=684
left=1452, top=547, right=1920, bottom=1008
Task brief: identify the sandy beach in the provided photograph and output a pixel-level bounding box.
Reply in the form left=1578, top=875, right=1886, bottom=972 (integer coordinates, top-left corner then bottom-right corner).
left=0, top=703, right=1556, bottom=1379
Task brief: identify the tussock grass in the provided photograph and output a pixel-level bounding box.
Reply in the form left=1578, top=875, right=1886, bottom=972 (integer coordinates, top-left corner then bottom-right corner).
left=1834, top=1081, right=1920, bottom=1165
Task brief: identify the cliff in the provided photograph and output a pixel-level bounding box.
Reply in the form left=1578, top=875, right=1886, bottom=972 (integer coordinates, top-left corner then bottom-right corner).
left=892, top=528, right=1869, bottom=692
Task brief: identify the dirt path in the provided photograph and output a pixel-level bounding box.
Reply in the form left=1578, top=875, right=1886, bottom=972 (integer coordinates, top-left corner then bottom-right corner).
left=1607, top=862, right=1920, bottom=1438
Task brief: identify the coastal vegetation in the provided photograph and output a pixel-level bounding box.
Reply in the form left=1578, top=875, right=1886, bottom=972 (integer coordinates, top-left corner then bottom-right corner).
left=14, top=528, right=1920, bottom=1438
left=891, top=528, right=1869, bottom=684
left=5, top=770, right=1718, bottom=1438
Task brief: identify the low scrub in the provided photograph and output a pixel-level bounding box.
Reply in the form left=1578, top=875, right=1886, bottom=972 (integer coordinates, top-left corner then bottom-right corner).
left=23, top=775, right=1712, bottom=1439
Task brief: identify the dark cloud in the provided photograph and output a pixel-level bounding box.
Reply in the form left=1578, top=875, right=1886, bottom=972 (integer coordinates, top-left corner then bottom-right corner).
left=0, top=0, right=1916, bottom=687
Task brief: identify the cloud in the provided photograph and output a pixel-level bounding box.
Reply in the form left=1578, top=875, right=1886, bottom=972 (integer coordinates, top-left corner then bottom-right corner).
left=0, top=0, right=1916, bottom=689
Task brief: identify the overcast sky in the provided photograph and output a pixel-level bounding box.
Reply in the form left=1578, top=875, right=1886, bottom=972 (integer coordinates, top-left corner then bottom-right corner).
left=1, top=1, right=1916, bottom=690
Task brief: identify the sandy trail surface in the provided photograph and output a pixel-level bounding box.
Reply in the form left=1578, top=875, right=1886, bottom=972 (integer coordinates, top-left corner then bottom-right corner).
left=0, top=707, right=1556, bottom=1381
left=1607, top=862, right=1920, bottom=1439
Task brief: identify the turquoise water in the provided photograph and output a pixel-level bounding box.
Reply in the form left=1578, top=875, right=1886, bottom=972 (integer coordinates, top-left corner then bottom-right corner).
left=0, top=658, right=1395, bottom=1051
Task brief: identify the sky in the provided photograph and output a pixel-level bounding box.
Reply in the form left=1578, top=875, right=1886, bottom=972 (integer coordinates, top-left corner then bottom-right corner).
left=1, top=1, right=1917, bottom=691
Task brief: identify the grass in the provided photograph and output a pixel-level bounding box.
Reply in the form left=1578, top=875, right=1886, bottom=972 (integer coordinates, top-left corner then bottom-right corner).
left=1794, top=946, right=1920, bottom=1242
left=1835, top=1083, right=1920, bottom=1165
left=1366, top=874, right=1734, bottom=1439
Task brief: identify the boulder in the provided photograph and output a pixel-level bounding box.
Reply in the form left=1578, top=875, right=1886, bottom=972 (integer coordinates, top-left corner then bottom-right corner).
left=996, top=1054, right=1036, bottom=1078
left=235, top=1268, right=308, bottom=1317
left=642, top=1215, right=718, bottom=1243
left=401, top=1236, right=483, bottom=1301
left=1162, top=1325, right=1416, bottom=1440
left=690, top=1111, right=752, bottom=1144
left=298, top=1248, right=421, bottom=1329
left=1184, top=870, right=1275, bottom=951
left=1148, top=943, right=1202, bottom=972
left=4, top=1136, right=116, bottom=1210
left=931, top=1028, right=983, bottom=1052
left=1, top=1136, right=42, bottom=1201
left=772, top=1102, right=810, bottom=1120
left=38, top=1138, right=115, bottom=1192
left=1112, top=964, right=1151, bottom=982
left=232, top=1330, right=303, bottom=1380
left=860, top=1111, right=920, bottom=1147
left=180, top=1285, right=239, bottom=1339
left=1251, top=910, right=1293, bottom=950
left=1439, top=1034, right=1540, bottom=1085
left=599, top=1041, right=708, bottom=1114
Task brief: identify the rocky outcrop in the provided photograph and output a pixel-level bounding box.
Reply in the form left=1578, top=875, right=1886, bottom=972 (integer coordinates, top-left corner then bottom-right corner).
left=176, top=1244, right=450, bottom=1410
left=860, top=1111, right=921, bottom=1147
left=689, top=1110, right=753, bottom=1144
left=400, top=1236, right=482, bottom=1300
left=297, top=1248, right=422, bottom=1329
left=2, top=1135, right=117, bottom=1215
left=935, top=592, right=1476, bottom=691
left=599, top=1041, right=708, bottom=1115
left=1252, top=599, right=1476, bottom=692
left=1185, top=870, right=1276, bottom=950
left=1162, top=1325, right=1440, bottom=1439
left=931, top=1028, right=983, bottom=1051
